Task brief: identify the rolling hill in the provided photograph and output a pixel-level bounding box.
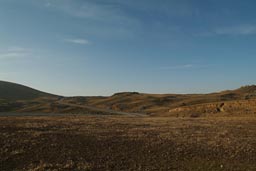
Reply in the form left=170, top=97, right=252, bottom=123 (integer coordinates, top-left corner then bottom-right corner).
left=62, top=85, right=256, bottom=116
left=0, top=81, right=58, bottom=101
left=1, top=80, right=256, bottom=117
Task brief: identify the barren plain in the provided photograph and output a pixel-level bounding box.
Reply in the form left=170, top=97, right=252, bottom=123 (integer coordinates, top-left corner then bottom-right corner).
left=1, top=115, right=256, bottom=171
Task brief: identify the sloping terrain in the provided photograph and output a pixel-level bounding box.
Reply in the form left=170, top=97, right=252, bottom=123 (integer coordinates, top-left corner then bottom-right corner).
left=0, top=81, right=58, bottom=101
left=1, top=80, right=256, bottom=117
left=0, top=81, right=59, bottom=112
left=1, top=82, right=256, bottom=170
left=63, top=85, right=256, bottom=116
left=166, top=99, right=256, bottom=117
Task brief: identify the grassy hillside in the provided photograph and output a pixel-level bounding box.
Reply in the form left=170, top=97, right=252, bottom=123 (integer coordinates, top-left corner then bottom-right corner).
left=0, top=81, right=58, bottom=101
left=1, top=80, right=256, bottom=117
left=63, top=85, right=256, bottom=116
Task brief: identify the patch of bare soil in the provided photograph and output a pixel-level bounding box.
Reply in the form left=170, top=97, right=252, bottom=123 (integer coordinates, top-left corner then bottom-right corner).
left=0, top=116, right=256, bottom=171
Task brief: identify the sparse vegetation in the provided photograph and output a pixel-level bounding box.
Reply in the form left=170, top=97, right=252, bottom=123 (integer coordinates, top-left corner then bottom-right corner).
left=0, top=116, right=256, bottom=171
left=2, top=81, right=256, bottom=117
left=1, top=81, right=256, bottom=170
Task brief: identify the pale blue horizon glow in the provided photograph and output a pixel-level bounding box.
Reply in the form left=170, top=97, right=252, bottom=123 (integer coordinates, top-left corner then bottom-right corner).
left=1, top=0, right=256, bottom=96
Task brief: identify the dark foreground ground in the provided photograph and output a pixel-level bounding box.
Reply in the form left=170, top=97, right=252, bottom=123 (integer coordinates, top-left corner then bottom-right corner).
left=0, top=115, right=256, bottom=171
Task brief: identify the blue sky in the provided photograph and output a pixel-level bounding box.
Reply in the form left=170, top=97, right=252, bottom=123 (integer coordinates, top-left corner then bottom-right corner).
left=1, top=0, right=256, bottom=96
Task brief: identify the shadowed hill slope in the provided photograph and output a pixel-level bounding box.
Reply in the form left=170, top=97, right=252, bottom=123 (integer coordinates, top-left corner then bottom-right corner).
left=0, top=81, right=58, bottom=101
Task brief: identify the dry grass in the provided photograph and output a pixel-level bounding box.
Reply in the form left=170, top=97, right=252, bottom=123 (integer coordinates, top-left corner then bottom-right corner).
left=0, top=115, right=256, bottom=171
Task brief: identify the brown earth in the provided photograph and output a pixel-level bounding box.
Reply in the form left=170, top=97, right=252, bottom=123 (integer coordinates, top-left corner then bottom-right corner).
left=0, top=115, right=256, bottom=171
left=1, top=81, right=256, bottom=117
left=54, top=86, right=256, bottom=116
left=1, top=82, right=256, bottom=170
left=1, top=85, right=256, bottom=118
left=57, top=85, right=256, bottom=117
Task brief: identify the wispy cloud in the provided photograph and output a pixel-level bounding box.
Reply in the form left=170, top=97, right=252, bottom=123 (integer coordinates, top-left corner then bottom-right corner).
left=197, top=25, right=256, bottom=37
left=159, top=64, right=209, bottom=70
left=159, top=64, right=194, bottom=70
left=64, top=38, right=90, bottom=45
left=45, top=0, right=136, bottom=23
left=45, top=2, right=51, bottom=7
left=214, top=25, right=256, bottom=35
left=43, top=0, right=141, bottom=38
left=0, top=47, right=31, bottom=60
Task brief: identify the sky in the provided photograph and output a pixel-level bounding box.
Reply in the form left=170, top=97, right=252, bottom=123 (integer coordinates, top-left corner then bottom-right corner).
left=1, top=0, right=256, bottom=96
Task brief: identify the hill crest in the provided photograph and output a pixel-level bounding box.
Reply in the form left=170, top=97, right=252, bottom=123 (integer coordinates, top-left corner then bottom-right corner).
left=0, top=80, right=58, bottom=100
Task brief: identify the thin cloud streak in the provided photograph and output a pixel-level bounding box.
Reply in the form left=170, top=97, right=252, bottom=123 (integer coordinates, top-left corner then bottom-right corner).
left=214, top=25, right=256, bottom=35
left=197, top=25, right=256, bottom=37
left=159, top=64, right=209, bottom=70
left=0, top=53, right=27, bottom=59
left=44, top=0, right=137, bottom=24
left=44, top=0, right=141, bottom=39
left=0, top=47, right=31, bottom=60
left=159, top=64, right=194, bottom=70
left=64, top=38, right=90, bottom=45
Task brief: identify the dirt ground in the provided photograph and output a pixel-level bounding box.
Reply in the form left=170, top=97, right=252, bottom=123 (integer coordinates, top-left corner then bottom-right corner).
left=0, top=115, right=256, bottom=171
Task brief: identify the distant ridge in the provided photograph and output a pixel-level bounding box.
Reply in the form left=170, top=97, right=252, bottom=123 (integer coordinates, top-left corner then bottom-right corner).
left=0, top=81, right=58, bottom=100
left=1, top=80, right=256, bottom=116
left=236, top=85, right=256, bottom=93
